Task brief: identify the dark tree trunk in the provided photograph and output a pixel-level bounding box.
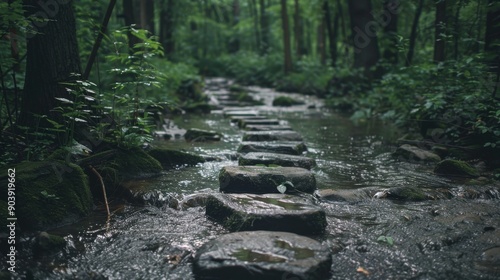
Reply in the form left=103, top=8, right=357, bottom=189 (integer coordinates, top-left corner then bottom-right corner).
left=140, top=0, right=154, bottom=34
left=259, top=0, right=270, bottom=54
left=433, top=0, right=447, bottom=63
left=249, top=0, right=260, bottom=50
left=228, top=0, right=240, bottom=53
left=123, top=0, right=139, bottom=50
left=160, top=0, right=175, bottom=57
left=485, top=0, right=500, bottom=98
left=348, top=0, right=380, bottom=77
left=281, top=0, right=293, bottom=74
left=19, top=0, right=81, bottom=127
left=406, top=0, right=424, bottom=66
left=293, top=0, right=304, bottom=58
left=323, top=0, right=338, bottom=67
left=452, top=0, right=462, bottom=60
left=382, top=0, right=399, bottom=65
left=317, top=19, right=327, bottom=65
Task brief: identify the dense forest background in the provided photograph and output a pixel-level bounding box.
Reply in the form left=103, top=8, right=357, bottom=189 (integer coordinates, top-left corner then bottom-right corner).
left=0, top=0, right=499, bottom=168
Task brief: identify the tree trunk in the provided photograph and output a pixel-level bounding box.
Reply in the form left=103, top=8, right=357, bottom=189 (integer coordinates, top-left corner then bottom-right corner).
left=348, top=0, right=380, bottom=77
left=485, top=0, right=500, bottom=98
left=19, top=0, right=81, bottom=127
left=406, top=0, right=424, bottom=66
left=249, top=0, right=260, bottom=51
left=160, top=0, right=175, bottom=57
left=323, top=0, right=338, bottom=67
left=293, top=0, right=304, bottom=58
left=140, top=0, right=154, bottom=34
left=123, top=0, right=139, bottom=50
left=228, top=0, right=240, bottom=53
left=281, top=0, right=293, bottom=74
left=317, top=19, right=327, bottom=65
left=433, top=0, right=447, bottom=63
left=382, top=0, right=399, bottom=65
left=452, top=0, right=462, bottom=60
left=259, top=0, right=270, bottom=54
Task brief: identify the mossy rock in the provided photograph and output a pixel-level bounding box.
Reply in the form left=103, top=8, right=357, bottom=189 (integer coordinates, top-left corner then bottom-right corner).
left=434, top=159, right=479, bottom=178
left=34, top=232, right=66, bottom=255
left=229, top=84, right=246, bottom=93
left=386, top=187, right=427, bottom=201
left=148, top=148, right=205, bottom=169
left=114, top=148, right=163, bottom=178
left=272, top=96, right=304, bottom=107
left=0, top=161, right=92, bottom=231
left=181, top=102, right=212, bottom=114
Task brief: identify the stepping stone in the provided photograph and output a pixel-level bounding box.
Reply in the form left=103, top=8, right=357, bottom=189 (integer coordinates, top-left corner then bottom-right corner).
left=238, top=141, right=307, bottom=155
left=238, top=119, right=281, bottom=128
left=242, top=131, right=303, bottom=142
left=193, top=231, right=332, bottom=280
left=219, top=166, right=316, bottom=194
left=184, top=128, right=221, bottom=142
left=223, top=110, right=259, bottom=117
left=205, top=193, right=326, bottom=234
left=230, top=116, right=266, bottom=123
left=245, top=125, right=293, bottom=131
left=239, top=152, right=316, bottom=170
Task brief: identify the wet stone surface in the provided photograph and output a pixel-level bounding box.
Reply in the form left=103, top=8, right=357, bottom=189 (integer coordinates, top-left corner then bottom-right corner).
left=205, top=193, right=327, bottom=234
left=238, top=141, right=307, bottom=155
left=193, top=231, right=332, bottom=280
left=219, top=166, right=316, bottom=194
left=245, top=124, right=293, bottom=131
left=242, top=130, right=303, bottom=142
left=239, top=152, right=317, bottom=170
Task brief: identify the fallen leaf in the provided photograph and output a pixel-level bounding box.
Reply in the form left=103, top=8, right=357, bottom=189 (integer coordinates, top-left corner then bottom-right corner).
left=357, top=266, right=370, bottom=276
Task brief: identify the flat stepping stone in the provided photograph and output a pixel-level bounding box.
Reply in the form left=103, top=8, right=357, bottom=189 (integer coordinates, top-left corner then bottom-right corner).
left=219, top=166, right=316, bottom=194
left=206, top=193, right=326, bottom=234
left=239, top=119, right=281, bottom=128
left=238, top=141, right=307, bottom=155
left=223, top=110, right=259, bottom=117
left=184, top=128, right=221, bottom=142
left=230, top=116, right=266, bottom=123
left=193, top=230, right=331, bottom=280
left=239, top=152, right=316, bottom=170
left=242, top=131, right=303, bottom=142
left=245, top=124, right=293, bottom=131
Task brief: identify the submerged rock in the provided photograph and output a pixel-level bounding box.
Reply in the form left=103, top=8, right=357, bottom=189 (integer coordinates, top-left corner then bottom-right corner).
left=148, top=148, right=205, bottom=169
left=205, top=193, right=326, bottom=234
left=193, top=231, right=331, bottom=280
left=238, top=141, right=307, bottom=155
left=184, top=128, right=222, bottom=142
left=434, top=159, right=480, bottom=178
left=34, top=232, right=66, bottom=255
left=239, top=152, right=316, bottom=170
left=219, top=166, right=316, bottom=194
left=393, top=144, right=441, bottom=163
left=242, top=131, right=303, bottom=142
left=180, top=193, right=212, bottom=210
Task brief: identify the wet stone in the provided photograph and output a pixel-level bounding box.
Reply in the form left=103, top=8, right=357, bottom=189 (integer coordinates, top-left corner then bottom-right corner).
left=223, top=110, right=259, bottom=117
left=245, top=125, right=293, bottom=131
left=230, top=116, right=266, bottom=123
left=239, top=152, right=316, bottom=170
left=184, top=128, right=221, bottom=142
left=393, top=144, right=441, bottom=163
left=242, top=131, right=303, bottom=142
left=219, top=166, right=316, bottom=194
left=238, top=141, right=307, bottom=155
left=238, top=119, right=281, bottom=128
left=205, top=193, right=326, bottom=234
left=193, top=231, right=331, bottom=280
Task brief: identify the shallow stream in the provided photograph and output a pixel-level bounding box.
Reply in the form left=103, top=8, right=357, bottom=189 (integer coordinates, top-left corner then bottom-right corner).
left=5, top=79, right=500, bottom=279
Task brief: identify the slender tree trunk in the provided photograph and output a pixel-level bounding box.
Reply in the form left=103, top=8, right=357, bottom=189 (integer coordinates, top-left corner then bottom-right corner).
left=160, top=0, right=175, bottom=57
left=323, top=0, right=338, bottom=67
left=228, top=0, right=240, bottom=53
left=281, top=0, right=293, bottom=74
left=382, top=0, right=399, bottom=65
left=406, top=0, right=424, bottom=66
left=249, top=0, right=261, bottom=51
left=433, top=0, right=447, bottom=63
left=293, top=0, right=304, bottom=58
left=19, top=0, right=81, bottom=127
left=348, top=0, right=380, bottom=77
left=317, top=19, right=327, bottom=65
left=452, top=0, right=462, bottom=60
left=259, top=0, right=270, bottom=54
left=140, top=0, right=154, bottom=34
left=123, top=0, right=139, bottom=50
left=485, top=0, right=500, bottom=98
left=336, top=0, right=348, bottom=56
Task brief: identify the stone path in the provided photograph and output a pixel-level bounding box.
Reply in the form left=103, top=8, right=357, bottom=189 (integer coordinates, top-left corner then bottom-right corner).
left=193, top=80, right=331, bottom=279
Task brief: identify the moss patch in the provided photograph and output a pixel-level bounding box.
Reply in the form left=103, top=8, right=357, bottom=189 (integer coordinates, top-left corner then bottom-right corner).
left=434, top=159, right=479, bottom=178
left=148, top=148, right=205, bottom=169
left=114, top=148, right=163, bottom=178
left=272, top=96, right=304, bottom=107
left=0, top=161, right=92, bottom=230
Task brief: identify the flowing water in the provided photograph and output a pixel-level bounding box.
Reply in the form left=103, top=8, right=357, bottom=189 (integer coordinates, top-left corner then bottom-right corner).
left=5, top=79, right=500, bottom=279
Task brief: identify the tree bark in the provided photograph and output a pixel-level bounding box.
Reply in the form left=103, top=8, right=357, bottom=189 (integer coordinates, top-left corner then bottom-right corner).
left=382, top=0, right=399, bottom=65
left=249, top=0, right=261, bottom=51
left=485, top=0, right=500, bottom=98
left=293, top=0, right=304, bottom=58
left=281, top=0, right=293, bottom=74
left=160, top=0, right=175, bottom=57
left=323, top=0, right=338, bottom=67
left=228, top=0, right=240, bottom=53
left=317, top=19, right=327, bottom=65
left=406, top=0, right=424, bottom=66
left=140, top=0, right=154, bottom=34
left=19, top=0, right=81, bottom=127
left=433, top=0, right=447, bottom=63
left=123, top=0, right=139, bottom=50
left=348, top=0, right=380, bottom=77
